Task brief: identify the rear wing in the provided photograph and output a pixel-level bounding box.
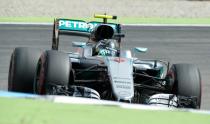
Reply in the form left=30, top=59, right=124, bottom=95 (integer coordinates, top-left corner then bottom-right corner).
left=58, top=19, right=119, bottom=33
left=52, top=18, right=121, bottom=50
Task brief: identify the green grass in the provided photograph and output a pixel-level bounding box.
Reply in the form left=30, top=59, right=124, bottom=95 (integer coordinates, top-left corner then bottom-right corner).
left=0, top=97, right=209, bottom=124
left=1, top=17, right=210, bottom=24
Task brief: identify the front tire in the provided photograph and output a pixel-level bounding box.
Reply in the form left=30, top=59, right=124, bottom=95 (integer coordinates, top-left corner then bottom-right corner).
left=8, top=47, right=42, bottom=93
left=170, top=64, right=201, bottom=109
left=34, top=50, right=71, bottom=94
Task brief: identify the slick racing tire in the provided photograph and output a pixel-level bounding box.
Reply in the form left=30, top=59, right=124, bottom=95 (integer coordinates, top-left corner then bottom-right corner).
left=169, top=64, right=201, bottom=109
left=34, top=50, right=71, bottom=94
left=8, top=47, right=42, bottom=93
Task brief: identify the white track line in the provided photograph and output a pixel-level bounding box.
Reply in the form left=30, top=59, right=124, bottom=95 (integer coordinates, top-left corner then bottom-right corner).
left=50, top=95, right=210, bottom=115
left=0, top=22, right=52, bottom=25
left=1, top=90, right=210, bottom=115
left=1, top=22, right=210, bottom=27
left=124, top=24, right=210, bottom=27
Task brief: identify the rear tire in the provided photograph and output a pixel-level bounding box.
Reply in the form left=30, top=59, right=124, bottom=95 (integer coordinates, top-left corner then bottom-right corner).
left=170, top=64, right=201, bottom=109
left=8, top=47, right=42, bottom=93
left=34, top=50, right=71, bottom=94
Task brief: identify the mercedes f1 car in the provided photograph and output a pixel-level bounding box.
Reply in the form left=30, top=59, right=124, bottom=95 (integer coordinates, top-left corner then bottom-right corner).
left=8, top=14, right=202, bottom=109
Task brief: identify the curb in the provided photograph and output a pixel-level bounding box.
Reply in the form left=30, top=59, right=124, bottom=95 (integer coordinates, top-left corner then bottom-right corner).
left=0, top=90, right=210, bottom=115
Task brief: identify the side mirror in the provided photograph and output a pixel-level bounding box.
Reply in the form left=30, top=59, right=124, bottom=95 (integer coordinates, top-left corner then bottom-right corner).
left=72, top=42, right=86, bottom=47
left=134, top=47, right=148, bottom=53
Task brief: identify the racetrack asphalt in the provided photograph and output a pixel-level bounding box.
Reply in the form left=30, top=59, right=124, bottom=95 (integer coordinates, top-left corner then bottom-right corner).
left=0, top=24, right=210, bottom=109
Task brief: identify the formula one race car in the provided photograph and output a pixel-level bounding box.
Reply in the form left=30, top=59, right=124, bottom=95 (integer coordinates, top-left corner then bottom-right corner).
left=8, top=14, right=202, bottom=109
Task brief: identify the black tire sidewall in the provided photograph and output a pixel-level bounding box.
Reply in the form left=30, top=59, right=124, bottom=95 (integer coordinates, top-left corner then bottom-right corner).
left=8, top=47, right=42, bottom=93
left=172, top=64, right=201, bottom=108
left=35, top=50, right=71, bottom=94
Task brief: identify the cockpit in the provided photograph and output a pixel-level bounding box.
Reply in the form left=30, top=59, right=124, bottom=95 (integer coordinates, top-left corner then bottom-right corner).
left=94, top=39, right=119, bottom=56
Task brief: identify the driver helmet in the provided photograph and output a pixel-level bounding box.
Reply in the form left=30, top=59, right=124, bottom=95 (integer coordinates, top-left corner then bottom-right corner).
left=96, top=39, right=119, bottom=56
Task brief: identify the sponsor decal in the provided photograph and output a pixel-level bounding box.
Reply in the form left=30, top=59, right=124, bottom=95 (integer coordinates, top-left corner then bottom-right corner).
left=58, top=19, right=117, bottom=32
left=116, top=84, right=131, bottom=89
left=114, top=80, right=132, bottom=90
left=113, top=77, right=131, bottom=80
left=114, top=80, right=131, bottom=84
left=59, top=20, right=96, bottom=32
left=118, top=91, right=131, bottom=97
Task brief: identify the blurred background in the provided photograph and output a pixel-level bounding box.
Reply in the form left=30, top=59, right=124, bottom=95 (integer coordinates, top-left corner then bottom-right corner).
left=0, top=0, right=210, bottom=18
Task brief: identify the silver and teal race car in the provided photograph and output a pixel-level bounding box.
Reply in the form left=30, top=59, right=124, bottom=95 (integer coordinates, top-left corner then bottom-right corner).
left=8, top=14, right=202, bottom=109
